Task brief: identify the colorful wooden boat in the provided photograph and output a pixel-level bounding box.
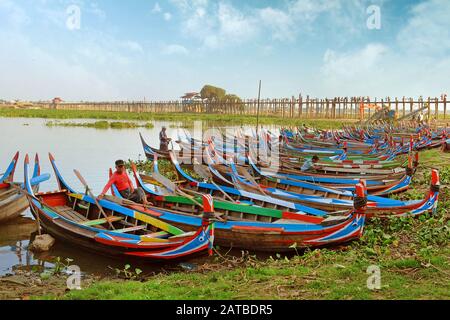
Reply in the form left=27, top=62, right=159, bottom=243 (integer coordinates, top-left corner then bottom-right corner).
left=140, top=132, right=173, bottom=159
left=25, top=154, right=214, bottom=261
left=205, top=145, right=413, bottom=195
left=0, top=153, right=47, bottom=223
left=163, top=151, right=437, bottom=218
left=113, top=158, right=367, bottom=251
left=155, top=151, right=348, bottom=218
left=231, top=159, right=440, bottom=217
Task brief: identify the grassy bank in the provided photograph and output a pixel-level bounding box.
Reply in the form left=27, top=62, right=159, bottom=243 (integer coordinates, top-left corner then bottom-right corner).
left=46, top=120, right=154, bottom=130
left=42, top=216, right=449, bottom=299
left=48, top=248, right=450, bottom=300
left=30, top=149, right=449, bottom=300
left=0, top=108, right=352, bottom=129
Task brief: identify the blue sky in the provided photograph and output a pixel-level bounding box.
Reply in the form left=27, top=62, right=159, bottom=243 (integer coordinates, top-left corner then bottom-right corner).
left=0, top=0, right=449, bottom=101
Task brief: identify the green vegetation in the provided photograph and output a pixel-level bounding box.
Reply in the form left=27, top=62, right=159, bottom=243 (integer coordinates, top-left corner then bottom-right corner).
left=45, top=120, right=154, bottom=129
left=125, top=158, right=202, bottom=181
left=40, top=219, right=449, bottom=299
left=200, top=85, right=226, bottom=101
left=33, top=149, right=449, bottom=300
left=198, top=85, right=245, bottom=113
left=0, top=108, right=349, bottom=129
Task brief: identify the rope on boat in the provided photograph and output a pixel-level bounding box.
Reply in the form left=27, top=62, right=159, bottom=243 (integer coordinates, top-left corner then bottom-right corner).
left=353, top=196, right=367, bottom=210
left=430, top=184, right=440, bottom=192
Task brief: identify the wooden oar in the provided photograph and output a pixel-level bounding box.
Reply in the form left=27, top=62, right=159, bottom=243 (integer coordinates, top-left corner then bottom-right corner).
left=193, top=162, right=237, bottom=203
left=151, top=172, right=226, bottom=222
left=73, top=169, right=115, bottom=230
left=101, top=195, right=185, bottom=235
left=236, top=166, right=269, bottom=196
left=104, top=195, right=154, bottom=210
left=151, top=172, right=204, bottom=208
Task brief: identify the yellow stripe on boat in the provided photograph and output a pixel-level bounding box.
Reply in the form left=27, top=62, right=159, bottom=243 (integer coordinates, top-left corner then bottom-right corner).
left=134, top=212, right=184, bottom=236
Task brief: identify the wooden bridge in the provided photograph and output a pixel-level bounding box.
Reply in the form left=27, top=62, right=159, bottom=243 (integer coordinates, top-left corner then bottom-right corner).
left=4, top=95, right=449, bottom=120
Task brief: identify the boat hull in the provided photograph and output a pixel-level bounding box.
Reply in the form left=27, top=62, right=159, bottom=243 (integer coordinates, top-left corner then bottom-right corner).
left=0, top=192, right=29, bottom=223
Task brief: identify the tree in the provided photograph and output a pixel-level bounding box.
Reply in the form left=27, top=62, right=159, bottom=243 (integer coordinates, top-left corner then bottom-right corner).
left=223, top=94, right=241, bottom=102
left=200, top=85, right=226, bottom=101
left=223, top=94, right=245, bottom=112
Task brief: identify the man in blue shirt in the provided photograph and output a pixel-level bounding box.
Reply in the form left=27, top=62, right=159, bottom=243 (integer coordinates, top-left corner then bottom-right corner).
left=301, top=155, right=319, bottom=172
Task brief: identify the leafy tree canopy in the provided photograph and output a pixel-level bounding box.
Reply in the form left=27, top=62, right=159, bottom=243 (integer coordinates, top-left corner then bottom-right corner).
left=223, top=94, right=242, bottom=102
left=200, top=85, right=226, bottom=101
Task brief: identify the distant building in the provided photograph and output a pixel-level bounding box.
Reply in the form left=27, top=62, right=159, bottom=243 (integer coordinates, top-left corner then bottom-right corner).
left=52, top=97, right=63, bottom=109
left=181, top=92, right=201, bottom=104
left=52, top=97, right=63, bottom=104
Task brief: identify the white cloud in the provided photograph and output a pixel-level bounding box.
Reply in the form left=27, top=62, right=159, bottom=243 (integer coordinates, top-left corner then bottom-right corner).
left=164, top=12, right=172, bottom=21
left=170, top=0, right=208, bottom=12
left=0, top=0, right=30, bottom=28
left=0, top=30, right=116, bottom=100
left=120, top=40, right=144, bottom=53
left=309, top=0, right=450, bottom=98
left=162, top=44, right=189, bottom=55
left=177, top=1, right=258, bottom=49
left=289, top=0, right=340, bottom=22
left=152, top=2, right=173, bottom=22
left=321, top=43, right=388, bottom=78
left=217, top=3, right=257, bottom=41
left=397, top=0, right=450, bottom=55
left=152, top=2, right=162, bottom=13
left=88, top=2, right=106, bottom=19
left=172, top=0, right=376, bottom=49
left=259, top=7, right=294, bottom=41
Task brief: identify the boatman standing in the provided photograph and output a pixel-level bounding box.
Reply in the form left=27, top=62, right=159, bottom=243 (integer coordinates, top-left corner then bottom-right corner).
left=98, top=160, right=148, bottom=205
left=159, top=126, right=172, bottom=151
left=300, top=155, right=320, bottom=172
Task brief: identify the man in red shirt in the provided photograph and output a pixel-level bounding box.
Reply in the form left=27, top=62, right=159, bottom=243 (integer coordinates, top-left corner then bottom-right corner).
left=98, top=160, right=147, bottom=205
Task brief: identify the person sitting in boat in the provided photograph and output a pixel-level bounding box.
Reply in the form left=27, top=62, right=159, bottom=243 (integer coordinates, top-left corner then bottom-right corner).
left=301, top=155, right=320, bottom=172
left=98, top=160, right=148, bottom=205
left=159, top=126, right=172, bottom=151
left=417, top=112, right=424, bottom=125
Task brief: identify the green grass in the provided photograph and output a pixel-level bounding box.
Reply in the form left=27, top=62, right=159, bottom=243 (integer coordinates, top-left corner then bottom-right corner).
left=0, top=108, right=350, bottom=129
left=46, top=120, right=154, bottom=130
left=41, top=245, right=449, bottom=300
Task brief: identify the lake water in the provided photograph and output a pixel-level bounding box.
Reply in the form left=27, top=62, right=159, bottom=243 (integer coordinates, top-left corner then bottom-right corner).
left=0, top=117, right=229, bottom=276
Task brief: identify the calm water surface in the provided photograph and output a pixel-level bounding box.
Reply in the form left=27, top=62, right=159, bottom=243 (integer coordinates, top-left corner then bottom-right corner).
left=0, top=117, right=225, bottom=276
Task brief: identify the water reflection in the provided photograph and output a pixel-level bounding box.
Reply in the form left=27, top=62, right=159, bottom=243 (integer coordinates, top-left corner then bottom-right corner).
left=0, top=211, right=211, bottom=277
left=0, top=216, right=38, bottom=275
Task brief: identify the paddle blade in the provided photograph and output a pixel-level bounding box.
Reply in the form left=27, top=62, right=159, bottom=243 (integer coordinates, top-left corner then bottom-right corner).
left=151, top=172, right=176, bottom=193
left=431, top=169, right=440, bottom=186
left=355, top=183, right=365, bottom=197
left=358, top=179, right=367, bottom=190
left=202, top=194, right=214, bottom=213
left=73, top=169, right=88, bottom=187
left=193, top=163, right=211, bottom=180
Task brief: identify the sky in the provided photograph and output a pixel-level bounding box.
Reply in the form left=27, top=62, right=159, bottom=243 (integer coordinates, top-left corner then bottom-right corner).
left=0, top=0, right=449, bottom=101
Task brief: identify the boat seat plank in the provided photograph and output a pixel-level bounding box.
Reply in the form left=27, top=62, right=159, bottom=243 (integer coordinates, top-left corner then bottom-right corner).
left=170, top=231, right=196, bottom=239
left=81, top=216, right=123, bottom=226
left=53, top=206, right=89, bottom=222
left=114, top=225, right=147, bottom=233
left=143, top=231, right=169, bottom=238
left=273, top=219, right=313, bottom=225
left=0, top=188, right=19, bottom=200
